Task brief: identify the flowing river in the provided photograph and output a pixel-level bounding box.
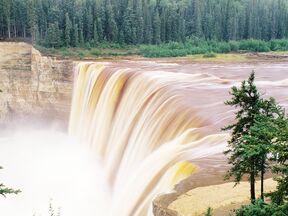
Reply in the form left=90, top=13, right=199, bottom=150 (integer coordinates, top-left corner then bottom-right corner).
left=0, top=60, right=287, bottom=216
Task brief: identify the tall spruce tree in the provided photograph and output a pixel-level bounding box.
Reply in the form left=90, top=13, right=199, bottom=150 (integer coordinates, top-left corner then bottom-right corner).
left=223, top=72, right=262, bottom=202
left=241, top=98, right=284, bottom=200
left=268, top=112, right=288, bottom=204
left=152, top=8, right=161, bottom=44
left=46, top=22, right=61, bottom=48
left=64, top=13, right=72, bottom=46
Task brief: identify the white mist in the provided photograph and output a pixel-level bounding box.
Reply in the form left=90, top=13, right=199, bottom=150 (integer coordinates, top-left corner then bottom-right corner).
left=0, top=129, right=110, bottom=216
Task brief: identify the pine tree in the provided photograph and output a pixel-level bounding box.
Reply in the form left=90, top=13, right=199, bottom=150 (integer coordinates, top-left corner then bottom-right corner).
left=27, top=0, right=38, bottom=43
left=152, top=8, right=161, bottom=44
left=268, top=113, right=288, bottom=204
left=3, top=0, right=12, bottom=38
left=46, top=22, right=61, bottom=48
left=192, top=0, right=202, bottom=38
left=79, top=26, right=84, bottom=46
left=123, top=7, right=133, bottom=44
left=93, top=20, right=98, bottom=45
left=71, top=22, right=79, bottom=47
left=85, top=6, right=93, bottom=41
left=64, top=13, right=72, bottom=46
left=241, top=98, right=284, bottom=200
left=96, top=6, right=104, bottom=42
left=104, top=0, right=117, bottom=41
left=223, top=72, right=262, bottom=203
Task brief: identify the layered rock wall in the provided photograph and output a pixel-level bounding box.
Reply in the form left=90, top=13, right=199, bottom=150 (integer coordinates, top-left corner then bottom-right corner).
left=0, top=42, right=73, bottom=126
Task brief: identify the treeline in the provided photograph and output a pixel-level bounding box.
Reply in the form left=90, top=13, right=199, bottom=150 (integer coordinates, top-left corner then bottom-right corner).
left=0, top=0, right=288, bottom=48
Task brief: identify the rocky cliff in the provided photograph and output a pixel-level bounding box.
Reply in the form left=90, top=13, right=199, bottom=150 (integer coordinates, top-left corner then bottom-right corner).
left=0, top=42, right=73, bottom=127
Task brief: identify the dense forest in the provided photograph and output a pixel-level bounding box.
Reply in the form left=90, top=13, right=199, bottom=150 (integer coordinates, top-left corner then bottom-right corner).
left=0, top=0, right=288, bottom=48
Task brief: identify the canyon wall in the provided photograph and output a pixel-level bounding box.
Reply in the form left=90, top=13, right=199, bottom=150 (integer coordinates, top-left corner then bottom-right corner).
left=0, top=42, right=73, bottom=126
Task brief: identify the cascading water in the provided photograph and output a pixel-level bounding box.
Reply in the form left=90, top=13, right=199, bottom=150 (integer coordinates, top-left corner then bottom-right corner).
left=68, top=62, right=228, bottom=216
left=1, top=60, right=287, bottom=216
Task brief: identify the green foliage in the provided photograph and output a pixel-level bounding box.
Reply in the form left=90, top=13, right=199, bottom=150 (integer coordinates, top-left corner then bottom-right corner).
left=64, top=13, right=72, bottom=47
left=204, top=207, right=213, bottom=216
left=1, top=0, right=288, bottom=47
left=223, top=72, right=287, bottom=203
left=0, top=166, right=21, bottom=197
left=238, top=40, right=271, bottom=52
left=203, top=52, right=217, bottom=58
left=45, top=22, right=62, bottom=48
left=139, top=39, right=288, bottom=58
left=223, top=72, right=261, bottom=202
left=235, top=200, right=288, bottom=216
left=267, top=114, right=288, bottom=204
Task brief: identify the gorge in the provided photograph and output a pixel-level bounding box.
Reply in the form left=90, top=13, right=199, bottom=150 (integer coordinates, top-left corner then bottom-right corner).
left=0, top=43, right=288, bottom=216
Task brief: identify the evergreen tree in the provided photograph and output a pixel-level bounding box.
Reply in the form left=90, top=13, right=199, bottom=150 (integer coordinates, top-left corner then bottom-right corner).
left=268, top=113, right=288, bottom=204
left=27, top=0, right=38, bottom=43
left=64, top=13, right=72, bottom=46
left=0, top=0, right=288, bottom=46
left=3, top=0, right=12, bottom=38
left=223, top=72, right=262, bottom=203
left=46, top=22, right=61, bottom=48
left=84, top=6, right=93, bottom=41
left=241, top=98, right=284, bottom=200
left=192, top=0, right=202, bottom=38
left=104, top=0, right=117, bottom=41
left=152, top=8, right=161, bottom=44
left=71, top=22, right=79, bottom=47
left=93, top=20, right=98, bottom=45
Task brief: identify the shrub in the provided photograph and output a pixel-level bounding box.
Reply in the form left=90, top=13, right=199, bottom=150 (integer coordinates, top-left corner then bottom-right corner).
left=239, top=40, right=271, bottom=52
left=270, top=39, right=288, bottom=51
left=229, top=41, right=240, bottom=52
left=90, top=50, right=101, bottom=56
left=204, top=207, right=213, bottom=216
left=203, top=52, right=217, bottom=58
left=235, top=200, right=288, bottom=216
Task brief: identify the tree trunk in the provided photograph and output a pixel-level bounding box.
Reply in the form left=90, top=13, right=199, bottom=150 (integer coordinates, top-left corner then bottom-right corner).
left=7, top=24, right=11, bottom=39
left=250, top=172, right=256, bottom=203
left=261, top=159, right=265, bottom=200
left=14, top=25, right=16, bottom=38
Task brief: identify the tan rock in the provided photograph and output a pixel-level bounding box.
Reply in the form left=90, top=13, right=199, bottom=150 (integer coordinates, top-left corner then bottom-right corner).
left=0, top=42, right=73, bottom=126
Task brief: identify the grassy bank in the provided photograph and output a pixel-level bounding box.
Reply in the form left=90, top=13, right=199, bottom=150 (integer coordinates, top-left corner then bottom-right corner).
left=36, top=46, right=140, bottom=59
left=139, top=39, right=288, bottom=57
left=36, top=39, right=288, bottom=59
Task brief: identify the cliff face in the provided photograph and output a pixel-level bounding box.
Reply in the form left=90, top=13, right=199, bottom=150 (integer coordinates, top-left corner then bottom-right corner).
left=0, top=42, right=73, bottom=126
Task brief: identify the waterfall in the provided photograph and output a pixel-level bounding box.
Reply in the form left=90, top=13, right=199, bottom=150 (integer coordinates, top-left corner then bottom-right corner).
left=68, top=62, right=228, bottom=216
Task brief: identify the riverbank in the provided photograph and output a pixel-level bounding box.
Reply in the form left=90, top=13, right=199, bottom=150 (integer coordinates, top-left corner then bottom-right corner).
left=35, top=39, right=288, bottom=60
left=155, top=178, right=277, bottom=216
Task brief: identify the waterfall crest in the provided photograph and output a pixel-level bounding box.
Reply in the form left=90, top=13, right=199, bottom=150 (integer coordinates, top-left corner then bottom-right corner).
left=68, top=62, right=228, bottom=216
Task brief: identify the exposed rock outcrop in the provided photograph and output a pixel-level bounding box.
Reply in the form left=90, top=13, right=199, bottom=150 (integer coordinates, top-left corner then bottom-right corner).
left=0, top=42, right=73, bottom=126
left=153, top=194, right=179, bottom=216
